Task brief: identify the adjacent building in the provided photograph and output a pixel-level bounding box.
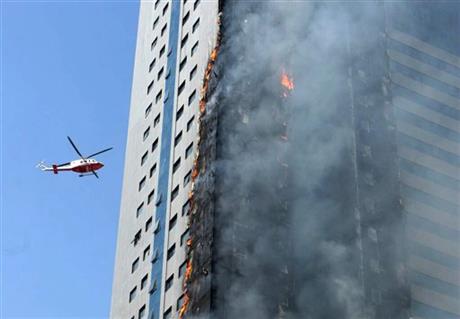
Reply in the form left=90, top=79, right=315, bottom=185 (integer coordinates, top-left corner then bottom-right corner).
left=386, top=2, right=460, bottom=318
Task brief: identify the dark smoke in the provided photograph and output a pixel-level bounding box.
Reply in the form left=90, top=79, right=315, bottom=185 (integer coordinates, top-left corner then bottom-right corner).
left=188, top=2, right=410, bottom=319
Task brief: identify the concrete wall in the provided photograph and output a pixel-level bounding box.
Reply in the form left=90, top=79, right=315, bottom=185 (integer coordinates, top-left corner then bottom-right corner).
left=111, top=1, right=220, bottom=318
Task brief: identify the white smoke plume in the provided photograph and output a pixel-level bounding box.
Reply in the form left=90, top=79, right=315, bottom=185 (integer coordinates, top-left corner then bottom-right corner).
left=189, top=2, right=410, bottom=319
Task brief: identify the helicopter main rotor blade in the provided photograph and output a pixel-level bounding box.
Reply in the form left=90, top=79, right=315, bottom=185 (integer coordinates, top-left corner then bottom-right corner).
left=91, top=170, right=99, bottom=179
left=67, top=136, right=85, bottom=160
left=56, top=162, right=71, bottom=167
left=86, top=147, right=113, bottom=158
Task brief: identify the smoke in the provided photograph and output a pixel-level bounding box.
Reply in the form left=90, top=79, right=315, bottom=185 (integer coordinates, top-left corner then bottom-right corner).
left=189, top=2, right=409, bottom=319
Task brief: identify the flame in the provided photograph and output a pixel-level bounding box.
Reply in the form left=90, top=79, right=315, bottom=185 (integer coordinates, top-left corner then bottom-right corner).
left=280, top=70, right=294, bottom=91
left=280, top=69, right=294, bottom=98
left=179, top=294, right=190, bottom=317
left=185, top=260, right=193, bottom=281
left=179, top=16, right=222, bottom=319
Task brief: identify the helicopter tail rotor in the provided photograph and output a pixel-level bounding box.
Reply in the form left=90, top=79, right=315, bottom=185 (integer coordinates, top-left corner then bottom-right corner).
left=36, top=161, right=51, bottom=171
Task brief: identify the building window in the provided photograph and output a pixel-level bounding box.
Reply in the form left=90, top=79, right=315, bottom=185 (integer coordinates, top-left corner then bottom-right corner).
left=167, top=243, right=176, bottom=260
left=180, top=228, right=190, bottom=246
left=141, top=274, right=149, bottom=290
left=159, top=44, right=166, bottom=58
left=194, top=0, right=200, bottom=10
left=155, top=90, right=163, bottom=103
left=165, top=275, right=174, bottom=292
left=150, top=163, right=157, bottom=178
left=133, top=229, right=141, bottom=246
left=141, top=151, right=148, bottom=166
left=179, top=260, right=187, bottom=277
left=175, top=131, right=183, bottom=146
left=171, top=185, right=179, bottom=202
left=192, top=17, right=200, bottom=33
left=177, top=294, right=185, bottom=311
left=147, top=80, right=154, bottom=94
left=189, top=65, right=197, bottom=80
left=139, top=176, right=146, bottom=191
left=136, top=202, right=144, bottom=218
left=191, top=41, right=198, bottom=56
left=169, top=214, right=177, bottom=231
left=145, top=217, right=153, bottom=232
left=143, top=127, right=150, bottom=141
left=145, top=103, right=152, bottom=118
left=181, top=33, right=189, bottom=48
left=154, top=113, right=161, bottom=127
left=164, top=306, right=172, bottom=319
left=184, top=170, right=192, bottom=186
left=129, top=287, right=137, bottom=302
left=139, top=304, right=146, bottom=319
left=182, top=11, right=190, bottom=25
left=173, top=157, right=181, bottom=174
left=149, top=58, right=156, bottom=72
left=152, top=138, right=159, bottom=152
left=179, top=57, right=187, bottom=71
left=151, top=37, right=158, bottom=50
left=162, top=2, right=169, bottom=16
left=187, top=116, right=194, bottom=131
left=131, top=257, right=140, bottom=273
left=143, top=244, right=151, bottom=260
left=157, top=67, right=164, bottom=81
left=178, top=81, right=186, bottom=96
left=148, top=189, right=155, bottom=204
left=185, top=142, right=193, bottom=159
left=176, top=105, right=184, bottom=121
left=182, top=199, right=191, bottom=216
left=152, top=16, right=159, bottom=30
left=188, top=90, right=196, bottom=105
left=161, top=23, right=167, bottom=36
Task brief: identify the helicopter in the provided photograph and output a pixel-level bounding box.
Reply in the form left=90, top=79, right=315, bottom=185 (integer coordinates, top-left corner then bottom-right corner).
left=37, top=136, right=113, bottom=179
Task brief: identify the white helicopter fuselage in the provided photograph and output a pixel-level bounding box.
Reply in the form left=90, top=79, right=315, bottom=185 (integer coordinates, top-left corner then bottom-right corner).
left=39, top=159, right=104, bottom=174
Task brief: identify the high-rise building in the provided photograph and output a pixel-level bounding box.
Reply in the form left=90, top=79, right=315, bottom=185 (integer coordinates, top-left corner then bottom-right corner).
left=386, top=2, right=460, bottom=318
left=110, top=1, right=220, bottom=318
left=112, top=2, right=459, bottom=319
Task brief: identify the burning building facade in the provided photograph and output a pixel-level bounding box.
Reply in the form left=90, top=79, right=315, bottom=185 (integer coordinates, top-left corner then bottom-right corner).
left=187, top=2, right=409, bottom=319
left=112, top=1, right=459, bottom=319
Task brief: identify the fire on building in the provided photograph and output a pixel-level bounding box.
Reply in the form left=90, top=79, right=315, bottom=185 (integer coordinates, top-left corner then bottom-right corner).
left=180, top=2, right=410, bottom=319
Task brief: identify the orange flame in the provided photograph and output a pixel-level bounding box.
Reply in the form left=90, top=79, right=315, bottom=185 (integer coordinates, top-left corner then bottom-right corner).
left=280, top=70, right=294, bottom=91
left=179, top=17, right=222, bottom=319
left=179, top=294, right=190, bottom=318
left=185, top=260, right=193, bottom=282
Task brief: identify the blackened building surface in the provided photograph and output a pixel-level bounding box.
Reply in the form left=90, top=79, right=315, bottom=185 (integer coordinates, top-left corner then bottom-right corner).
left=187, top=2, right=410, bottom=319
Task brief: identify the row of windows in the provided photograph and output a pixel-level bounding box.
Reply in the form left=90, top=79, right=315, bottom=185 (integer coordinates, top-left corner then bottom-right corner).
left=139, top=133, right=193, bottom=192
left=129, top=273, right=150, bottom=302
left=161, top=1, right=204, bottom=313
left=132, top=216, right=154, bottom=247
left=128, top=2, right=203, bottom=316
left=129, top=304, right=146, bottom=319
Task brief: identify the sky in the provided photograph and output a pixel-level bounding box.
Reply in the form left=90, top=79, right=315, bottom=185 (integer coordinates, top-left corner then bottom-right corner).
left=2, top=1, right=139, bottom=317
